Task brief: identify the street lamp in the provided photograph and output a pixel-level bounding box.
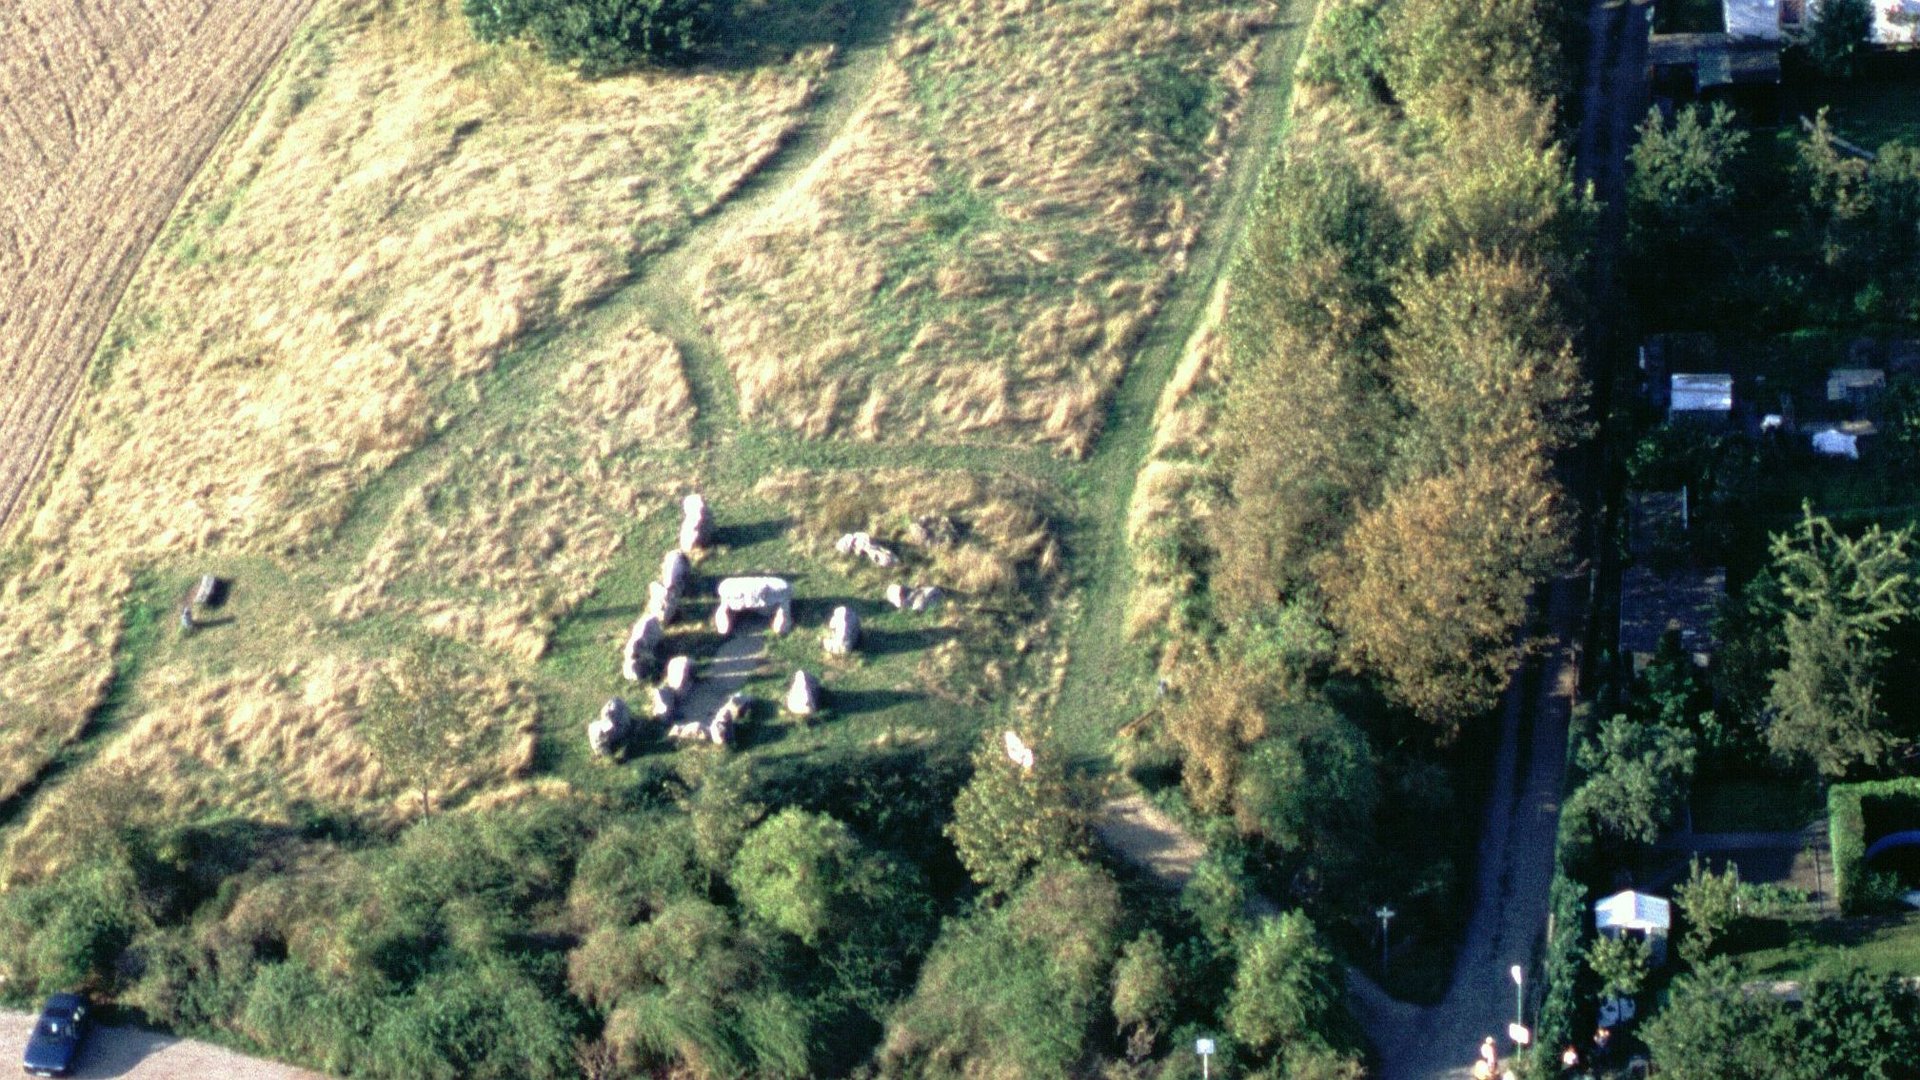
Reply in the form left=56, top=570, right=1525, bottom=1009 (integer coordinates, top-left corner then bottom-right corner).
left=1375, top=905, right=1397, bottom=977
left=1196, top=1037, right=1216, bottom=1079
left=1510, top=964, right=1525, bottom=1030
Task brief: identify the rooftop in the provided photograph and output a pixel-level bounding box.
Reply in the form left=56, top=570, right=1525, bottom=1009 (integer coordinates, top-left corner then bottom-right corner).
left=1671, top=372, right=1734, bottom=413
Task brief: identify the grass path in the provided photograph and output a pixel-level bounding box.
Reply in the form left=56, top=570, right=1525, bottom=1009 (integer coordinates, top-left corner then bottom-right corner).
left=544, top=0, right=1324, bottom=768
left=1047, top=0, right=1316, bottom=760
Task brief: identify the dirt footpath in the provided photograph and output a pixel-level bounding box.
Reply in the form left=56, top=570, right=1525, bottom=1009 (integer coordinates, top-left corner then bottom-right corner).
left=0, top=0, right=318, bottom=534
left=0, top=1008, right=322, bottom=1079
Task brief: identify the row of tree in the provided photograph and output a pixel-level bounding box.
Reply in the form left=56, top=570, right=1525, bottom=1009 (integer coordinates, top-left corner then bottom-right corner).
left=1206, top=0, right=1588, bottom=736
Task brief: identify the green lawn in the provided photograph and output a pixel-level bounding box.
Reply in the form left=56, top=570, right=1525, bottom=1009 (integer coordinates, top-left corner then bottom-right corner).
left=1814, top=75, right=1920, bottom=151
left=1735, top=911, right=1920, bottom=983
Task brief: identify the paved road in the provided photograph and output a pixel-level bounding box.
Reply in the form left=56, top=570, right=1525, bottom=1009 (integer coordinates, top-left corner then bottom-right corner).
left=1361, top=578, right=1584, bottom=1079
left=0, top=1009, right=319, bottom=1079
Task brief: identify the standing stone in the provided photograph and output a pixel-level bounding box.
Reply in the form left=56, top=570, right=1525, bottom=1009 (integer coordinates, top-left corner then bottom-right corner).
left=648, top=581, right=679, bottom=625
left=714, top=604, right=734, bottom=637
left=710, top=693, right=750, bottom=746
left=679, top=494, right=711, bottom=553
left=648, top=685, right=679, bottom=721
left=770, top=603, right=793, bottom=636
left=661, top=549, right=692, bottom=597
left=623, top=613, right=664, bottom=681
left=664, top=655, right=693, bottom=694
left=589, top=698, right=633, bottom=756
left=823, top=605, right=860, bottom=655
left=908, top=586, right=944, bottom=612
left=786, top=670, right=820, bottom=716
left=886, top=583, right=908, bottom=609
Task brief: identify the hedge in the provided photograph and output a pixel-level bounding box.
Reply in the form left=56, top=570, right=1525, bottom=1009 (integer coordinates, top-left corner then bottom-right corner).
left=1533, top=703, right=1601, bottom=1069
left=1829, top=778, right=1920, bottom=913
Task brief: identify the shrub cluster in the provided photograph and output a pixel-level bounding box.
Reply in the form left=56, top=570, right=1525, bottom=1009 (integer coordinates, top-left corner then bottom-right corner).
left=463, top=0, right=719, bottom=65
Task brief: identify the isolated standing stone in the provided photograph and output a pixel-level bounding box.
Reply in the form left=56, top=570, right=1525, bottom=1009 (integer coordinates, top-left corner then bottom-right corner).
left=786, top=670, right=820, bottom=716
left=823, top=605, right=861, bottom=655
left=589, top=698, right=633, bottom=755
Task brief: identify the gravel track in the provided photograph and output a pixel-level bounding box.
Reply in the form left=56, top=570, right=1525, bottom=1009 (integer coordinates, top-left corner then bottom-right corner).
left=0, top=0, right=318, bottom=536
left=0, top=1008, right=322, bottom=1079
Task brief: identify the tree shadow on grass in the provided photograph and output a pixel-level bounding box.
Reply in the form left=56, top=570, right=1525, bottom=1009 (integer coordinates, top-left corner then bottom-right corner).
left=860, top=625, right=956, bottom=657
left=711, top=516, right=792, bottom=550
left=712, top=0, right=912, bottom=64
left=826, top=687, right=925, bottom=716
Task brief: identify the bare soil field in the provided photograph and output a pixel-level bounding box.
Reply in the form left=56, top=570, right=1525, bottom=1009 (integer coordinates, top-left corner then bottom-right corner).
left=0, top=0, right=320, bottom=535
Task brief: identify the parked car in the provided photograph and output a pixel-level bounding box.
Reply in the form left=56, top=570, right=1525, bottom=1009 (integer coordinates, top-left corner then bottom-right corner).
left=21, top=992, right=89, bottom=1078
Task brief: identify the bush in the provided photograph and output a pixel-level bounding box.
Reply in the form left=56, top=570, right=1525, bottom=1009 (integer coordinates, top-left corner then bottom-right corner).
left=464, top=0, right=720, bottom=66
left=0, top=861, right=147, bottom=994
left=881, top=862, right=1123, bottom=1077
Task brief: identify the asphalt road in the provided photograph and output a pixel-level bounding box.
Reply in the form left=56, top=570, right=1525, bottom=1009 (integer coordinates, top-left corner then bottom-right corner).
left=0, top=1009, right=321, bottom=1080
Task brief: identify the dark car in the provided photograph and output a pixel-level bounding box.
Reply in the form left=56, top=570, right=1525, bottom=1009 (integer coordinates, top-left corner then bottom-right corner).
left=21, top=992, right=89, bottom=1078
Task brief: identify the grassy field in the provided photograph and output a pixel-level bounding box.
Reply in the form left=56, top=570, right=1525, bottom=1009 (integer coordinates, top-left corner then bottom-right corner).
left=0, top=0, right=1298, bottom=883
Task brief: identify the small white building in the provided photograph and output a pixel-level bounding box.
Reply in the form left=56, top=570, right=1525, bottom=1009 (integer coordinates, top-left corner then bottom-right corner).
left=1725, top=0, right=1920, bottom=45
left=1670, top=373, right=1734, bottom=424
left=1595, top=890, right=1672, bottom=966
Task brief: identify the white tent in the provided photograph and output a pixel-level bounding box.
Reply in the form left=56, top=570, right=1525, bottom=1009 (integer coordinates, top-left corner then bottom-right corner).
left=1595, top=890, right=1671, bottom=966
left=1813, top=429, right=1860, bottom=460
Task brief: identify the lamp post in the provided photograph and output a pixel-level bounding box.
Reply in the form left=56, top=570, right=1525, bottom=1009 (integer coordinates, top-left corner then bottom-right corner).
left=1375, top=905, right=1397, bottom=977
left=1510, top=964, right=1525, bottom=1031
left=1196, top=1037, right=1216, bottom=1079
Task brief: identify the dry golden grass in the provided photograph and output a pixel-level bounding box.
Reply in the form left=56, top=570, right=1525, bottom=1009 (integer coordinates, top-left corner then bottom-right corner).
left=697, top=0, right=1273, bottom=454
left=0, top=562, right=126, bottom=803
left=0, top=0, right=812, bottom=843
left=329, top=421, right=685, bottom=664
left=0, top=0, right=319, bottom=534
left=4, top=651, right=541, bottom=879
left=1125, top=289, right=1226, bottom=641
left=19, top=0, right=820, bottom=561
left=556, top=319, right=697, bottom=456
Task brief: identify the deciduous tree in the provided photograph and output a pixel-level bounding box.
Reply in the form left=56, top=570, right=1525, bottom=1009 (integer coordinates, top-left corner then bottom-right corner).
left=945, top=729, right=1089, bottom=898
left=360, top=640, right=488, bottom=817
left=1764, top=506, right=1916, bottom=776
left=1325, top=451, right=1567, bottom=730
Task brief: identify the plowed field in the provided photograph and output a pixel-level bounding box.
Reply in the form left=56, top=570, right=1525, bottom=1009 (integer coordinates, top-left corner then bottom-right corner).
left=0, top=0, right=317, bottom=533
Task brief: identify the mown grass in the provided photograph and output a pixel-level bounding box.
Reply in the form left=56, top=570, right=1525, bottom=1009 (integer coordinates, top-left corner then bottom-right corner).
left=1736, top=911, right=1920, bottom=983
